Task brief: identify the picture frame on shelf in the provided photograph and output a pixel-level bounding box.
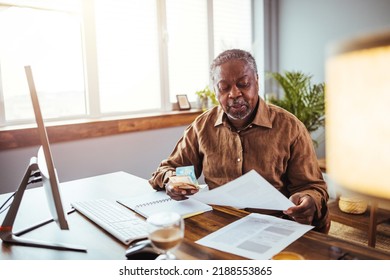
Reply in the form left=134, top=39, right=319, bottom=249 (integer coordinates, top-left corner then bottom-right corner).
left=176, top=94, right=191, bottom=110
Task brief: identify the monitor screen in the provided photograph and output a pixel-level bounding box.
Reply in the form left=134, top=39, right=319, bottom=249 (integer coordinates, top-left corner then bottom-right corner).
left=25, top=65, right=69, bottom=230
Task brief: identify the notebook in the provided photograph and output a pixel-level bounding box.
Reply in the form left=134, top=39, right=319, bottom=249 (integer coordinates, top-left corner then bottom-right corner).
left=118, top=191, right=213, bottom=219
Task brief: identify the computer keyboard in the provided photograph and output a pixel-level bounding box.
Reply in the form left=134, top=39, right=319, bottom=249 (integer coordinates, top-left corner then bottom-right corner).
left=71, top=199, right=148, bottom=245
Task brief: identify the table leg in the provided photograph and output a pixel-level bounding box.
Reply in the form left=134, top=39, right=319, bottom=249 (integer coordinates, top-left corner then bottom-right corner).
left=368, top=202, right=378, bottom=247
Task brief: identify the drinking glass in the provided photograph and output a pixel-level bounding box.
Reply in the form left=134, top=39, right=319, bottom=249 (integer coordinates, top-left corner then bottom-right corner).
left=146, top=212, right=184, bottom=260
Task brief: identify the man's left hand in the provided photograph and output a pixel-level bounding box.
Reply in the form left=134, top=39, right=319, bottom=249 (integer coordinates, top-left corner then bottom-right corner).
left=283, top=193, right=316, bottom=225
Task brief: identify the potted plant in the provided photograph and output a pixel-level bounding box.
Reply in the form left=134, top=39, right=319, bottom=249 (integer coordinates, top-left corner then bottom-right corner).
left=266, top=71, right=325, bottom=132
left=266, top=70, right=325, bottom=145
left=195, top=85, right=219, bottom=111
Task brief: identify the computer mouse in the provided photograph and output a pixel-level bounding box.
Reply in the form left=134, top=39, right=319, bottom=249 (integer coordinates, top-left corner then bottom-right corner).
left=125, top=239, right=159, bottom=260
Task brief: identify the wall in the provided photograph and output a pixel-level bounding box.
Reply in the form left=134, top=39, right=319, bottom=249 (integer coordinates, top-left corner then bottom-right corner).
left=278, top=0, right=390, bottom=83
left=277, top=0, right=390, bottom=158
left=0, top=126, right=186, bottom=194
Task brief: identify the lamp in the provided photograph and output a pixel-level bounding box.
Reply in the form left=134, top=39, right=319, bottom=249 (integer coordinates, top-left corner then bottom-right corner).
left=325, top=30, right=390, bottom=206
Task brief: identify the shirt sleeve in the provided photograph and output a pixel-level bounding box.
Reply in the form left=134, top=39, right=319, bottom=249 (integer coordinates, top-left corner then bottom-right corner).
left=148, top=124, right=203, bottom=190
left=286, top=124, right=330, bottom=229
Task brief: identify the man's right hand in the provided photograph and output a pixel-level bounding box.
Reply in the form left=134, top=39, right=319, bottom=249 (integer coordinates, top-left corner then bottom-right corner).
left=165, top=182, right=199, bottom=200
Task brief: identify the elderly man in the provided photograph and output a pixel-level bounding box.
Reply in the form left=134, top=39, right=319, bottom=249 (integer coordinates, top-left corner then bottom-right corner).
left=149, top=49, right=330, bottom=233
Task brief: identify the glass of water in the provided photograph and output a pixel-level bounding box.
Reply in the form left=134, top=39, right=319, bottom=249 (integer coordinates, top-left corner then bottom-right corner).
left=146, top=212, right=184, bottom=260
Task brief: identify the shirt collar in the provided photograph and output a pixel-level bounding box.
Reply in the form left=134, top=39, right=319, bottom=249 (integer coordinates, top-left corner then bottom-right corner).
left=214, top=97, right=273, bottom=129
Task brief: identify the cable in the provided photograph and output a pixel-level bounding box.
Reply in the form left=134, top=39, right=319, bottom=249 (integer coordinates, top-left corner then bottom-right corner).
left=28, top=170, right=42, bottom=185
left=0, top=192, right=15, bottom=214
left=0, top=171, right=42, bottom=214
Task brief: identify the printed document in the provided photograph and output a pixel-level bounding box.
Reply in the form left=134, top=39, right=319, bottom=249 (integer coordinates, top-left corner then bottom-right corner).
left=193, top=169, right=295, bottom=210
left=196, top=213, right=313, bottom=260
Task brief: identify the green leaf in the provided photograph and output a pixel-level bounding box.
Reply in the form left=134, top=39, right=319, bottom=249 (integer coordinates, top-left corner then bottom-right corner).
left=267, top=70, right=325, bottom=135
left=195, top=86, right=219, bottom=106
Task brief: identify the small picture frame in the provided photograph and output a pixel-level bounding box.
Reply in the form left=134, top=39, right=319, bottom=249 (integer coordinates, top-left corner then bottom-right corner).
left=176, top=94, right=191, bottom=110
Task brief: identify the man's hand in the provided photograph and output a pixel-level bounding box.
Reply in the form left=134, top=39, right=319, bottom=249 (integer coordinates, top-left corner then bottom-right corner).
left=283, top=193, right=316, bottom=225
left=165, top=181, right=199, bottom=201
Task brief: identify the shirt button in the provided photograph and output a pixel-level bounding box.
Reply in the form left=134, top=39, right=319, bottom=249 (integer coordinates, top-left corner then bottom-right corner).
left=237, top=158, right=241, bottom=162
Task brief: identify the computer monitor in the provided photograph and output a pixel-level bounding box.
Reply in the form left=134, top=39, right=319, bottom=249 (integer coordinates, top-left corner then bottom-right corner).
left=27, top=65, right=69, bottom=230
left=0, top=66, right=86, bottom=252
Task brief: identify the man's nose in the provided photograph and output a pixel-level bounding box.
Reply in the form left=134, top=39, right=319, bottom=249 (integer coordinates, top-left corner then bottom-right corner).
left=228, top=86, right=242, bottom=98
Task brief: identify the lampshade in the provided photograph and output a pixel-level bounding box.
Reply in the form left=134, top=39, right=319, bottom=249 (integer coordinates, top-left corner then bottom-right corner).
left=325, top=30, right=390, bottom=202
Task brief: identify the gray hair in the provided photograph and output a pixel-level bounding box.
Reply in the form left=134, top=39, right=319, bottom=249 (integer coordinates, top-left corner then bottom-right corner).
left=210, top=49, right=258, bottom=82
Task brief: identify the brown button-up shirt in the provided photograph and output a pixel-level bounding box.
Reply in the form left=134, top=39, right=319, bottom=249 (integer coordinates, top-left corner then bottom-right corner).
left=149, top=97, right=329, bottom=230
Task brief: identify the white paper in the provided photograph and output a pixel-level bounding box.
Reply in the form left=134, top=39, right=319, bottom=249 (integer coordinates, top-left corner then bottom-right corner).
left=118, top=191, right=212, bottom=218
left=196, top=213, right=313, bottom=260
left=192, top=170, right=295, bottom=210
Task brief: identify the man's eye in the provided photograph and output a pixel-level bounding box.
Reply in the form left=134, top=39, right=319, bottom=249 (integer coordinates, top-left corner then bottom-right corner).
left=218, top=85, right=230, bottom=92
left=237, top=82, right=249, bottom=88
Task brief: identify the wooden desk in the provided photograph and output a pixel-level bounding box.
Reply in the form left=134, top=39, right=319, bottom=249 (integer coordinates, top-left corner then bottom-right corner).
left=1, top=172, right=390, bottom=260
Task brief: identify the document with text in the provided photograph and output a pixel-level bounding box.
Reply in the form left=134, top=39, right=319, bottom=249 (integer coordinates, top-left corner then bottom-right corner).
left=196, top=213, right=314, bottom=260
left=193, top=170, right=295, bottom=210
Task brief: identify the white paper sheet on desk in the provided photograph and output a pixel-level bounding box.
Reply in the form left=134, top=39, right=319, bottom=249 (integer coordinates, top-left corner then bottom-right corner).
left=196, top=213, right=314, bottom=260
left=192, top=169, right=295, bottom=210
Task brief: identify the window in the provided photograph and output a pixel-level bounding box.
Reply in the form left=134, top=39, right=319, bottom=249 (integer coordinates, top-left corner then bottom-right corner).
left=166, top=0, right=209, bottom=103
left=213, top=0, right=252, bottom=55
left=0, top=1, right=85, bottom=122
left=94, top=0, right=161, bottom=113
left=0, top=0, right=254, bottom=126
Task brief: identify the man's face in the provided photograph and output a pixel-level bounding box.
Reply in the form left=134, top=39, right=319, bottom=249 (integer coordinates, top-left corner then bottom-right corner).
left=213, top=59, right=259, bottom=121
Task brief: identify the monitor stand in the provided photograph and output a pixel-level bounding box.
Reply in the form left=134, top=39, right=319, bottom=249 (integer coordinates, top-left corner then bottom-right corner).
left=0, top=158, right=87, bottom=252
